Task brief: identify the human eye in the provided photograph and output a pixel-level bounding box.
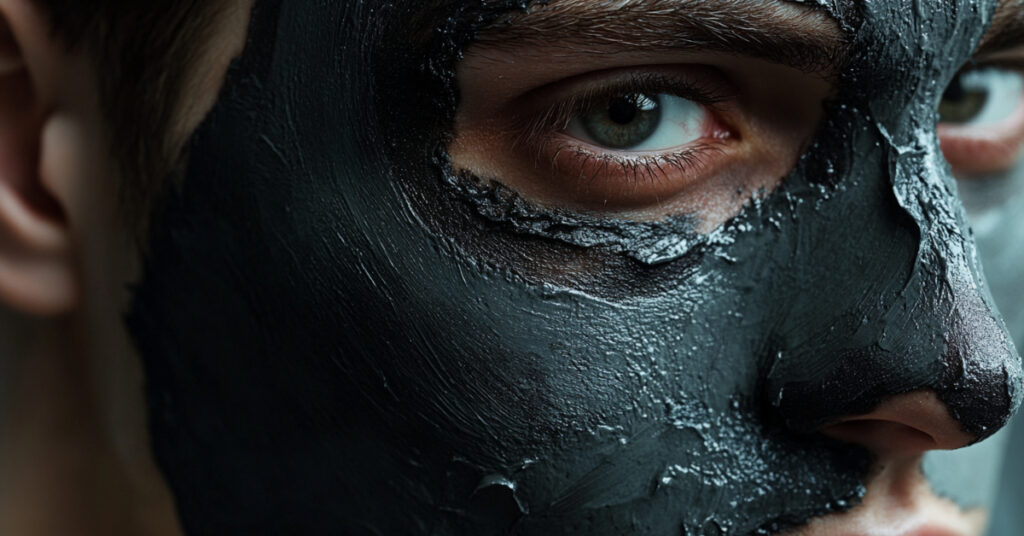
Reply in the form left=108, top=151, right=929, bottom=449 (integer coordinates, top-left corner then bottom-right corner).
left=565, top=91, right=709, bottom=152
left=938, top=66, right=1024, bottom=177
left=512, top=69, right=736, bottom=204
left=451, top=59, right=831, bottom=231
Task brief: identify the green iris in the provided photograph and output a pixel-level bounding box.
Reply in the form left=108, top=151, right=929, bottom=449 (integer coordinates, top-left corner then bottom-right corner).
left=581, top=93, right=663, bottom=149
left=940, top=73, right=989, bottom=124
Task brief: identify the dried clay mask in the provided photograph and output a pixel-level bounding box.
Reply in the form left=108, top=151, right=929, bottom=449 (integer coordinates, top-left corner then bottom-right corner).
left=128, top=0, right=1024, bottom=534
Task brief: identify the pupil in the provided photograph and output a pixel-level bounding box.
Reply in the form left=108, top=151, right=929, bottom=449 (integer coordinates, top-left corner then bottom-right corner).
left=608, top=98, right=639, bottom=125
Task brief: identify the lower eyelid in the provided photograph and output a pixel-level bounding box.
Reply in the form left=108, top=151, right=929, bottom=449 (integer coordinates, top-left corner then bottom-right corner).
left=534, top=135, right=731, bottom=207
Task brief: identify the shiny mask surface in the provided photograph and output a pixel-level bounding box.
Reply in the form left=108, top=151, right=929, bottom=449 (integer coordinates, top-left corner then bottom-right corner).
left=128, top=0, right=1023, bottom=534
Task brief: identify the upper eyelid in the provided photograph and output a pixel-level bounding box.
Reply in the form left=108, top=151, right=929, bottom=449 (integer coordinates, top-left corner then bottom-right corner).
left=507, top=67, right=736, bottom=136
left=508, top=76, right=736, bottom=182
left=970, top=47, right=1024, bottom=71
left=976, top=7, right=1024, bottom=58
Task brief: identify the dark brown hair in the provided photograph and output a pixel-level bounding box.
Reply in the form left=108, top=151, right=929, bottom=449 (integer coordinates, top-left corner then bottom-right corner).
left=32, top=1, right=229, bottom=234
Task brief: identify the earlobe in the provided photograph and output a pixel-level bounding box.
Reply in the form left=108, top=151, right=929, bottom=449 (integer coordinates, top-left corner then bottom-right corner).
left=0, top=5, right=77, bottom=316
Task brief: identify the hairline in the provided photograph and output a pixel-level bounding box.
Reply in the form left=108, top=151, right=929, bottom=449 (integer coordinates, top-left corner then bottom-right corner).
left=31, top=0, right=232, bottom=243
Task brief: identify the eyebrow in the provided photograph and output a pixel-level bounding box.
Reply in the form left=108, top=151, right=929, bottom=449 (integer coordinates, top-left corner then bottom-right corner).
left=977, top=0, right=1024, bottom=58
left=474, top=0, right=847, bottom=74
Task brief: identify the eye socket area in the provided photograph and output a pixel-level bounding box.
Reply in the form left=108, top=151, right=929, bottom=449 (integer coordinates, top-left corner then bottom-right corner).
left=938, top=67, right=1024, bottom=177
left=450, top=59, right=832, bottom=230
left=519, top=70, right=742, bottom=210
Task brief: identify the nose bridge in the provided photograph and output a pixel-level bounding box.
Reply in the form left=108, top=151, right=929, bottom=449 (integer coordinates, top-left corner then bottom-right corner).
left=767, top=134, right=1023, bottom=444
left=893, top=116, right=1024, bottom=428
left=908, top=150, right=1024, bottom=439
left=761, top=0, right=1020, bottom=460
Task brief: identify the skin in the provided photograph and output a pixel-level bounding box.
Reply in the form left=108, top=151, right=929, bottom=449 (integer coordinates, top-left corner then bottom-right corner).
left=0, top=1, right=252, bottom=534
left=0, top=0, right=1021, bottom=535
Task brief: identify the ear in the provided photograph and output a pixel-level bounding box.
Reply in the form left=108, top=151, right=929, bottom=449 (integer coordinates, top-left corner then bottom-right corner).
left=0, top=1, right=78, bottom=316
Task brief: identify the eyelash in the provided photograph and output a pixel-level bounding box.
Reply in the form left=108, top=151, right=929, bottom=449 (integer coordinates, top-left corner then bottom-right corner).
left=545, top=139, right=726, bottom=189
left=512, top=72, right=735, bottom=187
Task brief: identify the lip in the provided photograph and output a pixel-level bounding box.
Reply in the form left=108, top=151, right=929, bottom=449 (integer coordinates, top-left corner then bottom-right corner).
left=785, top=456, right=986, bottom=536
left=834, top=527, right=962, bottom=536
left=808, top=507, right=976, bottom=536
left=905, top=527, right=964, bottom=536
left=854, top=526, right=963, bottom=536
left=829, top=521, right=967, bottom=536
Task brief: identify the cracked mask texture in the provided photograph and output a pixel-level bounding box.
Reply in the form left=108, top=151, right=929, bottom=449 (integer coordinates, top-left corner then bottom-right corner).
left=128, top=0, right=1023, bottom=535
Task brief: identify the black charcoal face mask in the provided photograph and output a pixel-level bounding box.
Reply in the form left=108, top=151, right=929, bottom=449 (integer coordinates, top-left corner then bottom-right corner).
left=922, top=147, right=1024, bottom=514
left=128, top=0, right=1023, bottom=535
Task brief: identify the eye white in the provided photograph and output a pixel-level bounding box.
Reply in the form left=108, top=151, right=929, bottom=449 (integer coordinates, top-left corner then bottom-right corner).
left=629, top=95, right=705, bottom=151
left=959, top=68, right=1024, bottom=126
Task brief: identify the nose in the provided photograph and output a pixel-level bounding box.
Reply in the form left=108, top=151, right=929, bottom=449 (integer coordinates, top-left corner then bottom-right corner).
left=936, top=285, right=1022, bottom=440
left=766, top=255, right=1022, bottom=445
left=819, top=390, right=972, bottom=457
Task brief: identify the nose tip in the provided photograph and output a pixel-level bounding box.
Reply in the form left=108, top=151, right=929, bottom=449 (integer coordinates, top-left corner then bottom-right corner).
left=937, top=288, right=1024, bottom=440
left=819, top=390, right=973, bottom=457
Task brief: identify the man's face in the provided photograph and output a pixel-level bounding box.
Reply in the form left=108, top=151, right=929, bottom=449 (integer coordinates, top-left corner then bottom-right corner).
left=127, top=0, right=1024, bottom=534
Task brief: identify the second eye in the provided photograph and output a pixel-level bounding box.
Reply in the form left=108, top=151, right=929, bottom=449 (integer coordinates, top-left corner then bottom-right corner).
left=566, top=93, right=707, bottom=151
left=940, top=67, right=1024, bottom=126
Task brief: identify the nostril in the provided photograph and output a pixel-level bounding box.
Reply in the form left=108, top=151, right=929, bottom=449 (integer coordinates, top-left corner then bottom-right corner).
left=818, top=390, right=974, bottom=457
left=822, top=420, right=938, bottom=456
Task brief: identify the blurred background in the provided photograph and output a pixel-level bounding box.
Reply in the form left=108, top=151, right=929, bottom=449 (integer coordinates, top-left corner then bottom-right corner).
left=962, top=159, right=1024, bottom=536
